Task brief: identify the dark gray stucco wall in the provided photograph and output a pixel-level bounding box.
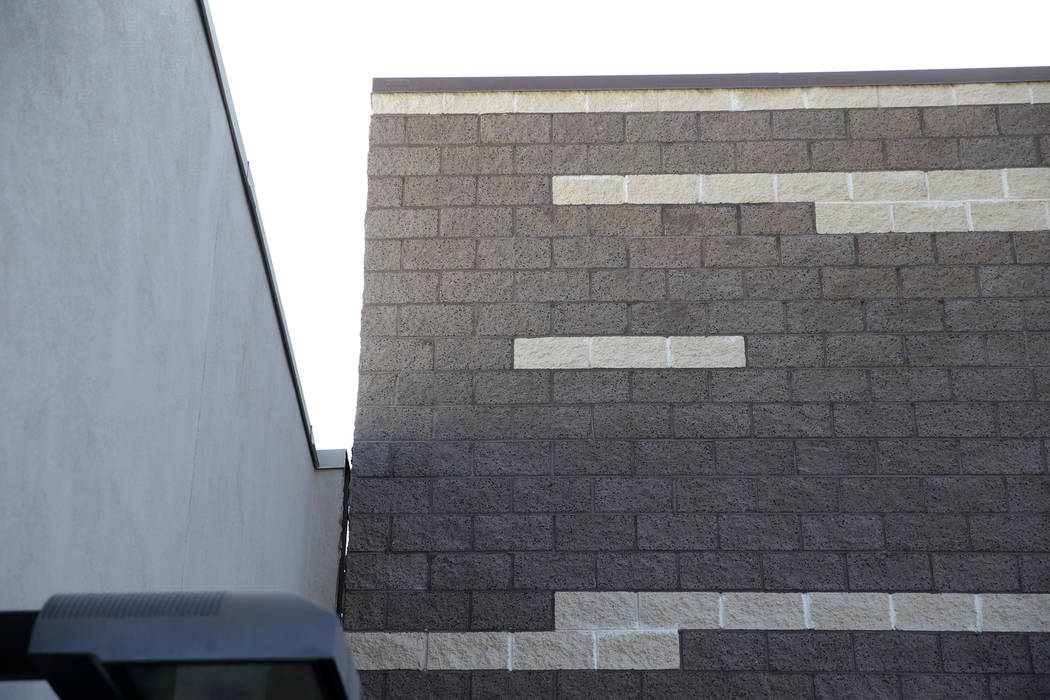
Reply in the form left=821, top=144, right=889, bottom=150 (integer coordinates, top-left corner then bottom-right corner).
left=0, top=0, right=335, bottom=628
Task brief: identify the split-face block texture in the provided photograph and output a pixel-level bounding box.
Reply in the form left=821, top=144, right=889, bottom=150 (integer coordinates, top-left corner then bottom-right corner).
left=350, top=82, right=1050, bottom=689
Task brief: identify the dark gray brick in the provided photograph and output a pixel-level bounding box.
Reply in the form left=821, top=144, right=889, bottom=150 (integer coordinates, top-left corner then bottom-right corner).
left=857, top=233, right=934, bottom=266
left=768, top=632, right=853, bottom=672
left=901, top=266, right=978, bottom=298
left=628, top=238, right=704, bottom=269
left=474, top=370, right=549, bottom=404
left=354, top=406, right=432, bottom=440
left=553, top=238, right=627, bottom=269
left=1006, top=476, right=1050, bottom=511
left=367, top=177, right=402, bottom=207
left=905, top=334, right=985, bottom=366
left=678, top=477, right=757, bottom=512
left=390, top=515, right=471, bottom=551
left=787, top=301, right=865, bottom=332
left=441, top=145, right=513, bottom=174
left=515, top=205, right=588, bottom=237
left=363, top=272, right=439, bottom=304
left=942, top=633, right=1030, bottom=673
left=711, top=369, right=789, bottom=402
left=348, top=516, right=389, bottom=552
left=1014, top=232, right=1050, bottom=263
left=666, top=270, right=744, bottom=301
left=834, top=403, right=914, bottom=437
left=754, top=403, right=833, bottom=437
left=848, top=107, right=921, bottom=138
left=716, top=439, right=795, bottom=475
left=953, top=368, right=1032, bottom=401
left=406, top=114, right=477, bottom=144
left=516, top=270, right=590, bottom=301
left=355, top=374, right=393, bottom=406
left=879, top=439, right=959, bottom=475
left=720, top=514, right=799, bottom=549
left=723, top=672, right=815, bottom=698
left=740, top=202, right=815, bottom=236
left=395, top=371, right=472, bottom=406
left=403, top=176, right=476, bottom=206
left=802, top=514, right=883, bottom=549
left=709, top=301, right=785, bottom=333
left=399, top=304, right=472, bottom=336
left=432, top=477, right=511, bottom=514
left=476, top=303, right=549, bottom=336
left=553, top=369, right=630, bottom=403
left=885, top=138, right=960, bottom=169
left=736, top=140, right=810, bottom=172
left=990, top=674, right=1050, bottom=699
left=991, top=332, right=1036, bottom=366
left=595, top=478, right=673, bottom=512
left=440, top=206, right=513, bottom=238
left=662, top=142, right=737, bottom=172
left=700, top=111, right=771, bottom=141
left=935, top=232, right=1013, bottom=264
left=853, top=632, right=940, bottom=672
left=757, top=477, right=838, bottom=512
left=704, top=236, right=779, bottom=267
left=472, top=670, right=555, bottom=698
left=792, top=369, right=868, bottom=401
left=591, top=270, right=666, bottom=301
left=351, top=442, right=391, bottom=477
left=932, top=553, right=1020, bottom=592
left=595, top=403, right=672, bottom=438
left=344, top=553, right=428, bottom=590
left=387, top=592, right=470, bottom=631
left=747, top=334, right=825, bottom=367
left=811, top=139, right=885, bottom=170
left=470, top=592, right=553, bottom=631
left=385, top=670, right=469, bottom=698
left=781, top=235, right=855, bottom=266
left=514, top=477, right=591, bottom=513
left=971, top=514, right=1050, bottom=551
left=823, top=267, right=898, bottom=299
left=922, top=105, right=998, bottom=137
left=816, top=674, right=899, bottom=700
left=745, top=268, right=821, bottom=299
left=626, top=112, right=698, bottom=142
left=552, top=113, right=624, bottom=143
left=477, top=175, right=551, bottom=205
left=848, top=552, right=933, bottom=591
left=999, top=103, right=1050, bottom=134
left=916, top=402, right=996, bottom=437
left=884, top=514, right=969, bottom=551
left=960, top=136, right=1039, bottom=168
left=555, top=440, right=633, bottom=475
left=681, top=631, right=767, bottom=670
left=632, top=369, right=709, bottom=403
left=368, top=146, right=440, bottom=176
left=674, top=404, right=751, bottom=438
left=512, top=406, right=592, bottom=439
left=773, top=109, right=846, bottom=139
left=870, top=368, right=951, bottom=401
left=431, top=553, right=511, bottom=589
left=637, top=514, right=718, bottom=549
left=341, top=592, right=386, bottom=631
left=796, top=439, right=876, bottom=475
left=476, top=238, right=550, bottom=269
left=662, top=204, right=738, bottom=236
left=596, top=552, right=678, bottom=589
left=826, top=335, right=905, bottom=367
left=980, top=265, right=1050, bottom=297
left=364, top=239, right=401, bottom=271
left=370, top=115, right=405, bottom=144
left=586, top=143, right=661, bottom=174
left=402, top=239, right=476, bottom=270
left=588, top=205, right=663, bottom=236
left=555, top=514, right=634, bottom=550
left=558, top=670, right=641, bottom=699
left=474, top=514, right=553, bottom=550
left=390, top=441, right=471, bottom=477
left=432, top=406, right=513, bottom=439
left=680, top=552, right=763, bottom=591
left=944, top=299, right=1024, bottom=331
left=1022, top=555, right=1050, bottom=591
left=434, top=338, right=512, bottom=369
left=635, top=440, right=716, bottom=476
left=840, top=477, right=924, bottom=513
left=479, top=114, right=550, bottom=144
left=1025, top=300, right=1050, bottom=330
left=764, top=552, right=847, bottom=590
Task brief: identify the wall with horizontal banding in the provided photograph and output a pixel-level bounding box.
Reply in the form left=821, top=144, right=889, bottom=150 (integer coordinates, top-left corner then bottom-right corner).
left=350, top=76, right=1050, bottom=698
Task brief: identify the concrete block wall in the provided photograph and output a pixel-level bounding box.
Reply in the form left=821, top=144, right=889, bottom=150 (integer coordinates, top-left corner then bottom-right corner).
left=348, top=74, right=1050, bottom=697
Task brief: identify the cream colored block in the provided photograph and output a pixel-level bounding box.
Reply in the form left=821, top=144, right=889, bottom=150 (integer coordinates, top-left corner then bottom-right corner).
left=851, top=171, right=927, bottom=201
left=552, top=176, right=624, bottom=205
left=371, top=92, right=444, bottom=114
left=803, top=86, right=879, bottom=109
left=443, top=91, right=515, bottom=114
left=877, top=84, right=954, bottom=107
left=514, top=337, right=589, bottom=369
left=556, top=591, right=637, bottom=629
left=514, top=90, right=587, bottom=113
left=954, top=82, right=1030, bottom=105
left=427, top=632, right=509, bottom=670
left=892, top=203, right=969, bottom=232
left=512, top=631, right=595, bottom=670
left=596, top=632, right=679, bottom=669
left=970, top=201, right=1050, bottom=231
left=807, top=593, right=891, bottom=630
left=587, top=90, right=660, bottom=112
left=777, top=172, right=851, bottom=202
left=702, top=174, right=775, bottom=203
left=815, top=202, right=892, bottom=234
left=638, top=592, right=719, bottom=629
left=669, top=335, right=745, bottom=368
left=345, top=633, right=426, bottom=670
left=927, top=169, right=1004, bottom=200
left=732, top=88, right=804, bottom=110
left=591, top=336, right=667, bottom=368
left=626, top=175, right=699, bottom=204
left=1006, top=168, right=1050, bottom=199
left=722, top=593, right=805, bottom=629
left=981, top=594, right=1050, bottom=632
left=1029, top=82, right=1050, bottom=103
left=892, top=594, right=977, bottom=631
left=658, top=89, right=732, bottom=111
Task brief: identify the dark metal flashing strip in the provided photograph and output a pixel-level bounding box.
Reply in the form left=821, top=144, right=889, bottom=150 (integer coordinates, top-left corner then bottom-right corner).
left=373, top=66, right=1050, bottom=94
left=196, top=0, right=320, bottom=468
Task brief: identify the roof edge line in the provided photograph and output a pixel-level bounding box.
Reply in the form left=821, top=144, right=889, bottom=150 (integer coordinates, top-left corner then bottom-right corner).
left=373, top=66, right=1050, bottom=94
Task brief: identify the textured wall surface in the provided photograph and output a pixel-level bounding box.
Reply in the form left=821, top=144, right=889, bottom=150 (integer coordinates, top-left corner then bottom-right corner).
left=349, top=80, right=1050, bottom=696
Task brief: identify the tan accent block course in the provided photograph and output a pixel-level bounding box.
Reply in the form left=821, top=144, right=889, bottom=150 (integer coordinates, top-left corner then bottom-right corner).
left=427, top=632, right=509, bottom=670
left=970, top=201, right=1049, bottom=231
left=892, top=594, right=977, bottom=632
left=878, top=84, right=954, bottom=107
left=927, top=169, right=1004, bottom=200
left=345, top=633, right=425, bottom=670
left=371, top=92, right=444, bottom=114
left=556, top=591, right=638, bottom=629
left=981, top=594, right=1050, bottom=632
left=851, top=171, right=927, bottom=201
left=512, top=631, right=595, bottom=670
left=659, top=89, right=732, bottom=111
left=591, top=336, right=666, bottom=369
left=1029, top=82, right=1050, bottom=104
left=777, top=172, right=850, bottom=202
left=733, top=87, right=804, bottom=110
left=638, top=592, right=719, bottom=629
left=892, top=203, right=969, bottom=232
left=443, top=91, right=515, bottom=114
left=702, top=174, right=775, bottom=203
left=627, top=175, right=699, bottom=204
left=515, top=91, right=587, bottom=113
left=722, top=592, right=805, bottom=629
left=808, top=593, right=891, bottom=630
left=515, top=337, right=589, bottom=369
left=954, top=82, right=1031, bottom=105
left=815, top=202, right=892, bottom=234
left=553, top=176, right=624, bottom=205
left=597, top=632, right=680, bottom=669
left=804, top=86, right=879, bottom=109
left=588, top=90, right=660, bottom=112
left=669, top=336, right=745, bottom=368
left=1006, top=168, right=1050, bottom=199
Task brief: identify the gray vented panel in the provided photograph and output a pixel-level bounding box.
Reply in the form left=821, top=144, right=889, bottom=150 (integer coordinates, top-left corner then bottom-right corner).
left=40, top=592, right=224, bottom=619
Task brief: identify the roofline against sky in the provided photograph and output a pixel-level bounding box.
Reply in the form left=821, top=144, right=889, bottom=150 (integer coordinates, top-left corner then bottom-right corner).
left=373, top=66, right=1050, bottom=94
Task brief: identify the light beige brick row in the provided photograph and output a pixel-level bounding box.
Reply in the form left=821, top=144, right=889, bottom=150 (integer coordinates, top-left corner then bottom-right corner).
left=722, top=592, right=806, bottom=629
left=596, top=632, right=680, bottom=669
left=980, top=594, right=1050, bottom=632
left=732, top=87, right=804, bottom=110
left=371, top=92, right=444, bottom=114
left=515, top=91, right=587, bottom=113
left=427, top=632, right=509, bottom=670
left=638, top=592, right=720, bottom=629
left=626, top=174, right=699, bottom=204
left=851, top=171, right=927, bottom=201
left=345, top=633, right=425, bottom=670
left=591, top=336, right=667, bottom=368
left=807, top=593, right=891, bottom=630
left=658, top=89, right=732, bottom=111
left=669, top=336, right=746, bottom=368
left=892, top=203, right=969, bottom=232
left=815, top=202, right=892, bottom=234
left=892, top=594, right=977, bottom=632
left=702, top=174, right=775, bottom=203
left=970, top=201, right=1050, bottom=231
left=954, top=82, right=1031, bottom=105
left=777, top=172, right=850, bottom=201
left=443, top=91, right=515, bottom=113
left=552, top=176, right=624, bottom=205
left=878, top=84, right=954, bottom=107
left=514, top=337, right=589, bottom=369
left=927, top=169, right=1004, bottom=200
left=1031, top=82, right=1050, bottom=103
left=556, top=591, right=637, bottom=629
left=512, top=631, right=595, bottom=670
left=587, top=90, right=660, bottom=112
left=1006, top=168, right=1050, bottom=199
left=803, top=86, right=879, bottom=108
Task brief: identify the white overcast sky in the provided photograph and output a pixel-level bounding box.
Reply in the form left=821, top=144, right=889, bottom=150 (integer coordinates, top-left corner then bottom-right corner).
left=207, top=0, right=1048, bottom=449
